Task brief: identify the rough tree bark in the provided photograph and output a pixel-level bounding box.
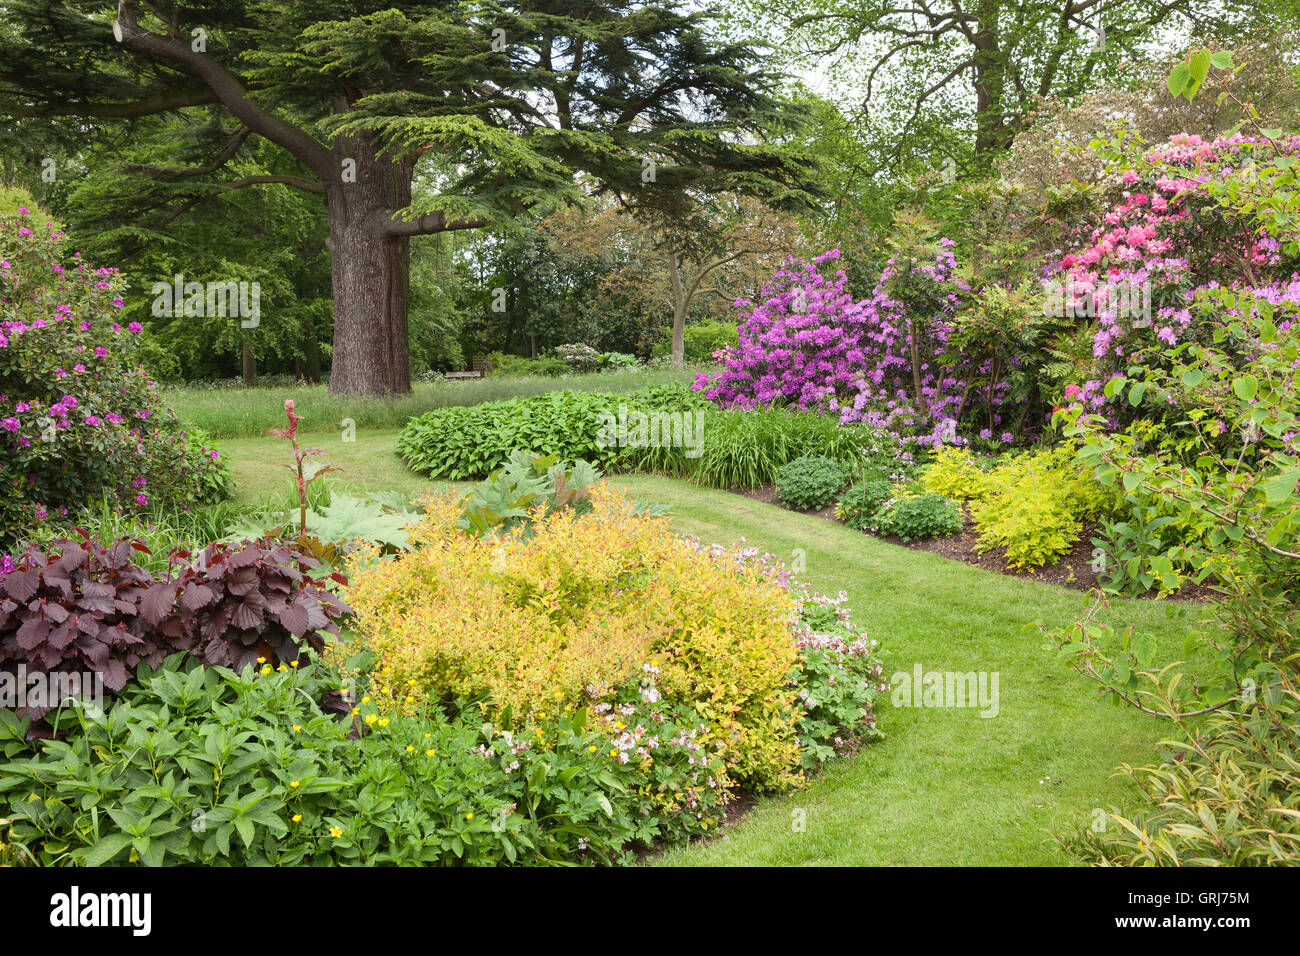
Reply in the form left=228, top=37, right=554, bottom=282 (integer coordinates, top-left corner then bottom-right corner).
left=323, top=134, right=415, bottom=395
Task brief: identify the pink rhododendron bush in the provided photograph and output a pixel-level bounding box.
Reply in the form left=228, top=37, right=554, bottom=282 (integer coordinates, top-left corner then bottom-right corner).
left=0, top=194, right=227, bottom=543
left=1053, top=132, right=1300, bottom=421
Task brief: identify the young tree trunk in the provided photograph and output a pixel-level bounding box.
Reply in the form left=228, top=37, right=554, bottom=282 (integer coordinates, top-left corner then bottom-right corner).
left=325, top=134, right=415, bottom=396
left=667, top=248, right=687, bottom=368
left=301, top=313, right=322, bottom=384
left=241, top=341, right=257, bottom=386
left=972, top=1, right=1012, bottom=165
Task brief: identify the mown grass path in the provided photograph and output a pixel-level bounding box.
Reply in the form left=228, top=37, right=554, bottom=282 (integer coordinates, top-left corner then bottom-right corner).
left=222, top=436, right=1207, bottom=865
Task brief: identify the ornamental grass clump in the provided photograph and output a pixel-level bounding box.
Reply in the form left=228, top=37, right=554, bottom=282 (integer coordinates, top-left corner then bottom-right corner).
left=346, top=483, right=806, bottom=789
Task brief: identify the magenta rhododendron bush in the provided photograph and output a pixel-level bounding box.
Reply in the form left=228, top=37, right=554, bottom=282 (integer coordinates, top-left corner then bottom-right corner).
left=693, top=245, right=1023, bottom=447
left=0, top=196, right=224, bottom=542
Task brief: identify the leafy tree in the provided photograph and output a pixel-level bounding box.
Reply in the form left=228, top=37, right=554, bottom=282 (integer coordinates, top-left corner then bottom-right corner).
left=727, top=0, right=1258, bottom=170
left=1001, top=30, right=1300, bottom=205
left=0, top=0, right=821, bottom=394
left=541, top=193, right=798, bottom=365
left=55, top=118, right=333, bottom=382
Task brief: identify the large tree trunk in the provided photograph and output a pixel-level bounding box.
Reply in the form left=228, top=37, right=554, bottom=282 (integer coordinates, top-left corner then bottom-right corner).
left=325, top=133, right=415, bottom=396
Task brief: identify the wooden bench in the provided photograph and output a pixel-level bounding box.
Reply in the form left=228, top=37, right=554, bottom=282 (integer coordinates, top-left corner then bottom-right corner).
left=444, top=370, right=483, bottom=380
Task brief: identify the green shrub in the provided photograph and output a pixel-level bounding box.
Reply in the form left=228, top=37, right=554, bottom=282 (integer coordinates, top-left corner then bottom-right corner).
left=1061, top=692, right=1300, bottom=866
left=651, top=321, right=738, bottom=362
left=1053, top=281, right=1300, bottom=865
left=922, top=445, right=1115, bottom=568
left=775, top=456, right=850, bottom=510
left=180, top=425, right=234, bottom=503
left=874, top=493, right=963, bottom=542
left=834, top=479, right=896, bottom=531
left=598, top=351, right=638, bottom=370
left=486, top=351, right=570, bottom=377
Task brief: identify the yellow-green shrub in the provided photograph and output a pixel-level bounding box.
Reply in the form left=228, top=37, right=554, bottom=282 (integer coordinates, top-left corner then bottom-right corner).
left=921, top=446, right=993, bottom=501
left=923, top=445, right=1117, bottom=568
left=346, top=484, right=803, bottom=789
left=970, top=482, right=1083, bottom=568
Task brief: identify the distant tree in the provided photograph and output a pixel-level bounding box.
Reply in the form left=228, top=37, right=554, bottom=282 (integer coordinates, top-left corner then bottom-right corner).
left=541, top=193, right=799, bottom=365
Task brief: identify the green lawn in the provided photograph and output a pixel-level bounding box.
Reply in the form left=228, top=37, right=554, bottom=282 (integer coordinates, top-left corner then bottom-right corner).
left=169, top=365, right=704, bottom=440
left=222, top=437, right=1210, bottom=866
left=222, top=428, right=447, bottom=506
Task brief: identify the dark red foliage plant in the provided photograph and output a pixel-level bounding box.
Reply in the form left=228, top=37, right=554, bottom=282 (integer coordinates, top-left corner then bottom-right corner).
left=0, top=537, right=171, bottom=719
left=0, top=534, right=350, bottom=722
left=158, top=540, right=351, bottom=673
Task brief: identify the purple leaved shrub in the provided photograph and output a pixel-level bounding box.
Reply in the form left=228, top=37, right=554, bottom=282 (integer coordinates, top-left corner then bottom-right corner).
left=0, top=535, right=349, bottom=722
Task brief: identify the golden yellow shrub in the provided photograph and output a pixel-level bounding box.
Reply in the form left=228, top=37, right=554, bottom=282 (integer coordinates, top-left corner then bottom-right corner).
left=346, top=483, right=803, bottom=789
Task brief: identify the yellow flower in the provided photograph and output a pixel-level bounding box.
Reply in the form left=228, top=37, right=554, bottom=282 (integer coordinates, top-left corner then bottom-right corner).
left=588, top=746, right=597, bottom=753
left=426, top=749, right=436, bottom=757
left=329, top=826, right=343, bottom=839
left=292, top=724, right=302, bottom=732
left=423, top=733, right=432, bottom=739
left=364, top=714, right=377, bottom=725
left=278, top=664, right=288, bottom=672
left=291, top=814, right=302, bottom=823
left=290, top=661, right=299, bottom=668
left=289, top=780, right=300, bottom=789
left=465, top=813, right=473, bottom=821
left=609, top=749, right=618, bottom=757
left=350, top=707, right=359, bottom=716
left=361, top=695, right=371, bottom=704
left=377, top=718, right=390, bottom=727
left=260, top=666, right=272, bottom=676
left=257, top=656, right=267, bottom=664
left=405, top=696, right=416, bottom=705
left=405, top=745, right=415, bottom=753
